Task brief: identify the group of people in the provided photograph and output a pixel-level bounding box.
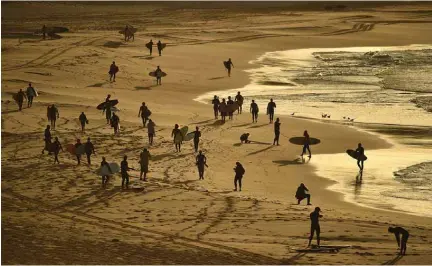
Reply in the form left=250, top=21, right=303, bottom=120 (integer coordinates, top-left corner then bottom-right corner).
left=14, top=83, right=37, bottom=111
left=146, top=39, right=164, bottom=56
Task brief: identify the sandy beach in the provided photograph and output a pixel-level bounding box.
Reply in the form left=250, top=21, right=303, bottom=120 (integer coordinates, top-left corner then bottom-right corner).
left=2, top=2, right=432, bottom=264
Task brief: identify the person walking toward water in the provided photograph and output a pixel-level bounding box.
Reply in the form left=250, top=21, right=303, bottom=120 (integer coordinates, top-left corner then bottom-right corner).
left=148, top=39, right=154, bottom=55
left=121, top=155, right=133, bottom=189
left=53, top=137, right=63, bottom=164
left=267, top=98, right=276, bottom=123
left=250, top=100, right=259, bottom=123
left=16, top=89, right=27, bottom=111
left=273, top=118, right=281, bottom=145
left=26, top=83, right=36, bottom=108
left=139, top=148, right=151, bottom=181
left=74, top=139, right=83, bottom=165
left=356, top=143, right=365, bottom=172
left=225, top=58, right=234, bottom=77
left=47, top=104, right=59, bottom=130
left=212, top=95, right=220, bottom=119
left=85, top=137, right=95, bottom=165
left=219, top=98, right=227, bottom=122
left=155, top=66, right=163, bottom=85
left=109, top=61, right=119, bottom=82
left=196, top=150, right=207, bottom=180
left=147, top=119, right=156, bottom=145
left=240, top=133, right=251, bottom=144
left=42, top=125, right=52, bottom=154
left=100, top=157, right=112, bottom=187
left=235, top=91, right=244, bottom=114
left=157, top=40, right=163, bottom=56
left=300, top=130, right=312, bottom=158
left=227, top=96, right=235, bottom=120
left=138, top=102, right=150, bottom=127
left=172, top=124, right=183, bottom=152
left=193, top=126, right=201, bottom=152
left=111, top=113, right=120, bottom=135
left=388, top=227, right=409, bottom=255
left=233, top=162, right=245, bottom=191
left=295, top=183, right=311, bottom=205
left=308, top=207, right=322, bottom=247
left=79, top=112, right=88, bottom=132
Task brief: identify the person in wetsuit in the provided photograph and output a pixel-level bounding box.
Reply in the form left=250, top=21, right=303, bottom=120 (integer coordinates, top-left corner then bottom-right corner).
left=196, top=150, right=207, bottom=180
left=147, top=119, right=156, bottom=145
left=301, top=130, right=312, bottom=158
left=138, top=102, right=150, bottom=127
left=109, top=61, right=119, bottom=82
left=47, top=104, right=59, bottom=130
left=79, top=112, right=88, bottom=132
left=16, top=89, right=27, bottom=111
left=42, top=125, right=52, bottom=154
left=273, top=118, right=281, bottom=145
left=155, top=66, right=163, bottom=85
left=219, top=98, right=227, bottom=122
left=211, top=95, right=220, bottom=119
left=308, top=207, right=322, bottom=247
left=295, top=183, right=311, bottom=205
left=139, top=148, right=151, bottom=181
left=235, top=91, right=244, bottom=114
left=26, top=83, right=36, bottom=108
left=121, top=155, right=132, bottom=189
left=157, top=40, right=163, bottom=56
left=111, top=113, right=120, bottom=135
left=227, top=96, right=235, bottom=120
left=74, top=139, right=83, bottom=165
left=388, top=227, right=409, bottom=255
left=52, top=137, right=63, bottom=164
left=233, top=162, right=245, bottom=191
left=193, top=126, right=201, bottom=153
left=267, top=98, right=276, bottom=123
left=100, top=157, right=112, bottom=187
left=172, top=124, right=183, bottom=152
left=147, top=39, right=154, bottom=55
left=250, top=100, right=259, bottom=123
left=226, top=58, right=234, bottom=77
left=356, top=143, right=365, bottom=172
left=85, top=137, right=95, bottom=165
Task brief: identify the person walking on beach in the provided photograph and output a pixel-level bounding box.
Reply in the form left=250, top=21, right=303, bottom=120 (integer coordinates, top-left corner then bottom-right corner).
left=157, top=40, right=163, bottom=56
left=147, top=119, right=156, bottom=145
left=300, top=130, right=312, bottom=158
left=219, top=98, right=227, bottom=122
left=235, top=91, right=244, bottom=114
left=233, top=162, right=245, bottom=191
left=16, top=89, right=27, bottom=111
left=193, top=126, right=201, bottom=153
left=227, top=96, right=235, bottom=120
left=47, top=104, right=59, bottom=130
left=273, top=118, right=281, bottom=145
left=111, top=112, right=120, bottom=135
left=79, top=112, right=88, bottom=132
left=250, top=100, right=259, bottom=123
left=147, top=39, right=154, bottom=56
left=267, top=98, right=276, bottom=123
left=388, top=226, right=409, bottom=255
left=85, top=137, right=95, bottom=165
left=225, top=58, right=234, bottom=77
left=172, top=124, right=183, bottom=152
left=155, top=66, right=163, bottom=85
left=42, top=25, right=47, bottom=40
left=100, top=157, right=112, bottom=187
left=308, top=207, right=322, bottom=247
left=74, top=139, right=83, bottom=165
left=212, top=95, right=220, bottom=119
left=26, top=83, right=37, bottom=108
left=121, top=155, right=133, bottom=189
left=42, top=125, right=52, bottom=154
left=295, top=183, right=311, bottom=205
left=240, top=133, right=251, bottom=144
left=103, top=100, right=112, bottom=125
left=138, top=102, right=150, bottom=127
left=109, top=61, right=119, bottom=82
left=139, top=148, right=151, bottom=181
left=356, top=143, right=365, bottom=172
left=196, top=150, right=207, bottom=180
left=52, top=137, right=63, bottom=164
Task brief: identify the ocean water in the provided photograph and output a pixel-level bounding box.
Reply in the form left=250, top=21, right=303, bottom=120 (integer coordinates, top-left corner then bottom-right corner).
left=195, top=45, right=432, bottom=217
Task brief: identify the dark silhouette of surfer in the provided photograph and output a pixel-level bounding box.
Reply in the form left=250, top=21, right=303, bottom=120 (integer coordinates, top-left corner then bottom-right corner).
left=250, top=100, right=259, bottom=123
left=296, top=183, right=311, bottom=205
left=147, top=39, right=153, bottom=55
left=267, top=98, right=276, bottom=123
left=110, top=113, right=120, bottom=135
left=225, top=58, right=234, bottom=77
left=121, top=155, right=133, bottom=189
left=308, top=207, right=322, bottom=247
left=240, top=133, right=251, bottom=144
left=233, top=162, right=245, bottom=191
left=42, top=25, right=46, bottom=40
left=219, top=98, right=227, bottom=122
left=212, top=95, right=220, bottom=119
left=26, top=83, right=36, bottom=108
left=155, top=66, right=163, bottom=85
left=157, top=40, right=163, bottom=56
left=356, top=143, right=365, bottom=172
left=227, top=96, right=235, bottom=120
left=79, top=112, right=88, bottom=132
left=100, top=157, right=112, bottom=187
left=388, top=227, right=409, bottom=255
left=75, top=139, right=83, bottom=165
left=47, top=104, right=59, bottom=130
left=109, top=61, right=119, bottom=82
left=138, top=102, right=150, bottom=127
left=147, top=119, right=156, bottom=145
left=193, top=126, right=201, bottom=152
left=16, top=89, right=27, bottom=111
left=300, top=130, right=312, bottom=158
left=196, top=150, right=207, bottom=180
left=139, top=148, right=151, bottom=181
left=103, top=96, right=112, bottom=125
left=53, top=137, right=63, bottom=164
left=85, top=137, right=95, bottom=165
left=235, top=91, right=244, bottom=114
left=42, top=125, right=52, bottom=154
left=273, top=118, right=281, bottom=145
left=172, top=124, right=183, bottom=152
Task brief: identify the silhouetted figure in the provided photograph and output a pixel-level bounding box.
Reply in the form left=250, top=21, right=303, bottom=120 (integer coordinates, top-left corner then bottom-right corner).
left=147, top=119, right=156, bottom=145
left=42, top=25, right=46, bottom=40
left=139, top=148, right=151, bottom=181
left=148, top=39, right=154, bottom=55
left=100, top=157, right=112, bottom=187
left=267, top=98, right=276, bottom=123
left=240, top=133, right=251, bottom=144
left=227, top=96, right=235, bottom=120
left=250, top=100, right=259, bottom=123
left=273, top=118, right=281, bottom=145
left=193, top=126, right=201, bottom=152
left=296, top=183, right=311, bottom=205
left=121, top=155, right=132, bottom=189
left=219, top=98, right=227, bottom=122
left=356, top=143, right=365, bottom=172
left=233, top=162, right=245, bottom=191
left=196, top=150, right=207, bottom=180
left=75, top=139, right=83, bottom=165
left=85, top=137, right=95, bottom=165
left=155, top=66, right=163, bottom=85
left=308, top=207, right=322, bottom=247
left=212, top=95, right=220, bottom=119
left=124, top=25, right=130, bottom=42
left=111, top=113, right=120, bottom=135
left=52, top=137, right=63, bottom=164
left=47, top=104, right=59, bottom=130
left=16, top=89, right=27, bottom=111
left=42, top=125, right=52, bottom=154
left=300, top=130, right=312, bottom=158
left=26, top=83, right=36, bottom=108
left=226, top=58, right=234, bottom=77
left=103, top=95, right=112, bottom=124
left=79, top=112, right=88, bottom=132
left=138, top=102, right=150, bottom=127
left=109, top=61, right=119, bottom=82
left=157, top=40, right=163, bottom=56
left=172, top=124, right=182, bottom=152
left=235, top=91, right=244, bottom=114
left=388, top=227, right=409, bottom=255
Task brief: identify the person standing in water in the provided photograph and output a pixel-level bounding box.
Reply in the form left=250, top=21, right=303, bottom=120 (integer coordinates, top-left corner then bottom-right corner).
left=267, top=98, right=276, bottom=123
left=109, top=61, right=119, bottom=82
left=147, top=119, right=156, bottom=145
left=356, top=143, right=365, bottom=172
left=121, top=155, right=133, bottom=189
left=172, top=124, right=183, bottom=152
left=157, top=40, right=163, bottom=56
left=225, top=58, right=234, bottom=77
left=85, top=137, right=95, bottom=165
left=193, top=126, right=201, bottom=153
left=308, top=207, right=322, bottom=247
left=26, top=83, right=37, bottom=108
left=273, top=118, right=281, bottom=145
left=100, top=157, right=112, bottom=187
left=138, top=102, right=150, bottom=127
left=155, top=66, right=163, bottom=85
left=235, top=91, right=244, bottom=114
left=233, top=162, right=245, bottom=191
left=196, top=150, right=207, bottom=180
left=42, top=125, right=52, bottom=154
left=47, top=104, right=59, bottom=130
left=295, top=183, right=311, bottom=205
left=388, top=227, right=409, bottom=255
left=52, top=137, right=63, bottom=164
left=212, top=95, right=220, bottom=119
left=139, top=148, right=151, bottom=181
left=79, top=112, right=88, bottom=132
left=301, top=130, right=312, bottom=158
left=74, top=139, right=83, bottom=165
left=250, top=100, right=259, bottom=123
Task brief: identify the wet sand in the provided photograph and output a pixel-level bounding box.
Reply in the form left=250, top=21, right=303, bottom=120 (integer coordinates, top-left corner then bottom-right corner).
left=2, top=2, right=432, bottom=264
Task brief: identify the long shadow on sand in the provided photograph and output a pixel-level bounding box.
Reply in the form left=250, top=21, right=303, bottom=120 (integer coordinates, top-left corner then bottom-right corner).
left=280, top=253, right=305, bottom=264
left=382, top=254, right=402, bottom=265
left=192, top=119, right=215, bottom=125
left=103, top=41, right=123, bottom=48
left=132, top=55, right=153, bottom=60
left=152, top=152, right=194, bottom=162
left=231, top=123, right=252, bottom=128
left=208, top=120, right=225, bottom=127
left=209, top=76, right=225, bottom=80
left=247, top=146, right=274, bottom=156
left=273, top=158, right=306, bottom=166
left=248, top=123, right=270, bottom=129
left=135, top=86, right=154, bottom=90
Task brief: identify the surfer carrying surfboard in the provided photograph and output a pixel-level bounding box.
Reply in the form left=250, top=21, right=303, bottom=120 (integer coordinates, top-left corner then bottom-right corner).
left=139, top=148, right=151, bottom=181
left=267, top=98, right=276, bottom=123
left=109, top=61, right=119, bottom=82
left=196, top=151, right=207, bottom=180
left=224, top=58, right=234, bottom=77
left=235, top=91, right=244, bottom=114
left=172, top=124, right=183, bottom=152
left=155, top=66, right=163, bottom=85
left=300, top=130, right=312, bottom=158
left=26, top=83, right=37, bottom=108
left=356, top=143, right=365, bottom=172
left=79, top=112, right=88, bottom=132
left=211, top=95, right=220, bottom=119
left=250, top=100, right=259, bottom=123
left=100, top=157, right=113, bottom=187
left=147, top=39, right=154, bottom=55
left=157, top=40, right=163, bottom=56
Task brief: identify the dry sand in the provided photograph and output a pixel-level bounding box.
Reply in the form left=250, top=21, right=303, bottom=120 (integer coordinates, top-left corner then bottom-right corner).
left=2, top=2, right=432, bottom=264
